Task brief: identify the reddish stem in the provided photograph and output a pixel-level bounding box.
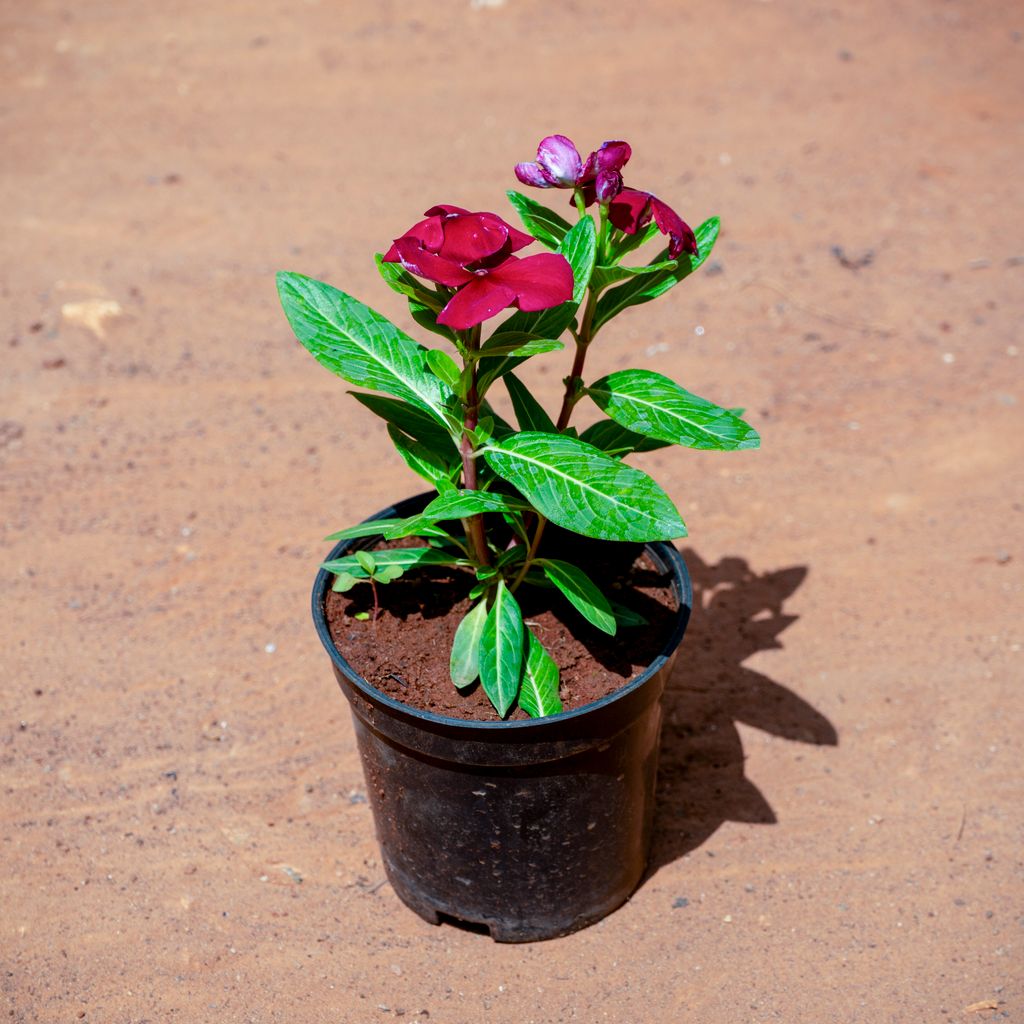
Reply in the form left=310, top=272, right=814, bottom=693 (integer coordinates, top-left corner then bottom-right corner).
left=460, top=326, right=490, bottom=567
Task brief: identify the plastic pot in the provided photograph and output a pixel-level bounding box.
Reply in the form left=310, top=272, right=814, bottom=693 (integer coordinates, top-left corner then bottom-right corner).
left=312, top=494, right=692, bottom=942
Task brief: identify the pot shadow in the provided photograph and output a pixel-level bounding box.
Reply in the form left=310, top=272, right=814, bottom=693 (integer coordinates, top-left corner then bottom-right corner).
left=647, top=549, right=837, bottom=875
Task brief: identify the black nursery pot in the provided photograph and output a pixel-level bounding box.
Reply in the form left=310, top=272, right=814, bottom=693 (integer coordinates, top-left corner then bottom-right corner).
left=312, top=494, right=693, bottom=943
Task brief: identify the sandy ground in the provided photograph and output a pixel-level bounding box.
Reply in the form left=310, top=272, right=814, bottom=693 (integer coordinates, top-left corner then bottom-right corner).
left=3, top=1, right=1023, bottom=1021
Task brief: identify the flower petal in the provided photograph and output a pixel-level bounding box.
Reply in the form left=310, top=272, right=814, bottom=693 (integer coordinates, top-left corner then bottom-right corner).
left=649, top=195, right=698, bottom=259
left=394, top=238, right=474, bottom=287
left=424, top=204, right=471, bottom=218
left=385, top=213, right=446, bottom=257
left=583, top=140, right=632, bottom=180
left=505, top=223, right=535, bottom=253
left=607, top=188, right=653, bottom=235
left=437, top=277, right=517, bottom=330
left=514, top=162, right=553, bottom=188
left=536, top=135, right=583, bottom=187
left=487, top=253, right=574, bottom=312
left=595, top=169, right=623, bottom=204
left=437, top=212, right=513, bottom=264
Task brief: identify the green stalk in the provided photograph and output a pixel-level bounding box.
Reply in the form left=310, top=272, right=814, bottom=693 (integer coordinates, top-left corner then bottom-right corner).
left=555, top=288, right=597, bottom=430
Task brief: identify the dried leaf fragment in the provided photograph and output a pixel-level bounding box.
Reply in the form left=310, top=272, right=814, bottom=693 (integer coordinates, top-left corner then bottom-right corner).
left=61, top=299, right=123, bottom=338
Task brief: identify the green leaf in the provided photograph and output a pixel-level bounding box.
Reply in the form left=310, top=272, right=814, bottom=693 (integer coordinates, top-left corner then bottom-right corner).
left=277, top=272, right=454, bottom=425
left=474, top=336, right=568, bottom=395
left=586, top=370, right=760, bottom=451
left=479, top=581, right=524, bottom=718
left=325, top=518, right=450, bottom=542
left=480, top=400, right=515, bottom=440
left=331, top=571, right=360, bottom=593
left=471, top=416, right=495, bottom=447
left=382, top=489, right=530, bottom=540
left=505, top=190, right=574, bottom=250
left=387, top=424, right=458, bottom=486
left=536, top=559, right=616, bottom=635
left=477, top=333, right=564, bottom=359
left=450, top=600, right=489, bottom=689
left=578, top=419, right=671, bottom=457
left=504, top=373, right=556, bottom=433
left=483, top=432, right=687, bottom=542
left=322, top=547, right=460, bottom=577
left=374, top=253, right=443, bottom=310
left=350, top=392, right=458, bottom=455
left=374, top=564, right=404, bottom=583
left=591, top=217, right=721, bottom=334
left=409, top=300, right=458, bottom=344
left=354, top=550, right=376, bottom=574
left=607, top=220, right=661, bottom=262
left=425, top=349, right=461, bottom=390
left=610, top=601, right=649, bottom=627
left=590, top=257, right=679, bottom=293
left=518, top=630, right=562, bottom=718
left=562, top=214, right=598, bottom=305
left=423, top=488, right=532, bottom=519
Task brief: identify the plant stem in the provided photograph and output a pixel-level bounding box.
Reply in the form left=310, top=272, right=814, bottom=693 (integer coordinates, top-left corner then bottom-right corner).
left=460, top=325, right=490, bottom=567
left=509, top=514, right=547, bottom=594
left=597, top=203, right=610, bottom=263
left=554, top=289, right=597, bottom=430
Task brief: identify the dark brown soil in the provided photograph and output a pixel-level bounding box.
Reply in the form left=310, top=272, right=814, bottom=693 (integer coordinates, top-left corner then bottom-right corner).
left=324, top=541, right=681, bottom=721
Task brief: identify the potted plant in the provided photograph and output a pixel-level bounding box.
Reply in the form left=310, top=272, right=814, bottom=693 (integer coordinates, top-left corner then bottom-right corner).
left=277, top=134, right=759, bottom=942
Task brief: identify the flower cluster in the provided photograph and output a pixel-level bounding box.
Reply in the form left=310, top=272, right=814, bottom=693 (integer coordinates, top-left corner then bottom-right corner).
left=380, top=136, right=700, bottom=331
left=516, top=134, right=697, bottom=260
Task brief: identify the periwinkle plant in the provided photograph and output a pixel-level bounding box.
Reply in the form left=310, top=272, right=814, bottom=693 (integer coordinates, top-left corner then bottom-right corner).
left=277, top=134, right=759, bottom=719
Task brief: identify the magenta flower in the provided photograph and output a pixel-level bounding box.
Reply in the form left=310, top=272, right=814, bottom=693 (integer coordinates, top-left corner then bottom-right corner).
left=515, top=135, right=631, bottom=203
left=606, top=188, right=698, bottom=261
left=383, top=206, right=574, bottom=331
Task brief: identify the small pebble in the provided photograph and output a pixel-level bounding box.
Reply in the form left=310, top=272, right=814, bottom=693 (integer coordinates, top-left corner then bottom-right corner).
left=673, top=897, right=689, bottom=908
left=942, top=352, right=955, bottom=364
left=694, top=325, right=705, bottom=336
left=264, top=643, right=276, bottom=654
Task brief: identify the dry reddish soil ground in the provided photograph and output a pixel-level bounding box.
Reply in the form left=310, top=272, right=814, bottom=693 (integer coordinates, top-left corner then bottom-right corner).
left=3, top=2, right=1023, bottom=1021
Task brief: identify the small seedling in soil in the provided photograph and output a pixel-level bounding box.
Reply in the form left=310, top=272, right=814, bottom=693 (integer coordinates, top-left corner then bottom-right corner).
left=331, top=550, right=404, bottom=625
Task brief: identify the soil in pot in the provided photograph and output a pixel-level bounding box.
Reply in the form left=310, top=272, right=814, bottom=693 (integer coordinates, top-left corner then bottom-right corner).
left=324, top=533, right=680, bottom=722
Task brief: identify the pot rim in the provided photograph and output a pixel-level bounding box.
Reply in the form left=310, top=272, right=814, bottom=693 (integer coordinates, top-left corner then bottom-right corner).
left=311, top=492, right=692, bottom=733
